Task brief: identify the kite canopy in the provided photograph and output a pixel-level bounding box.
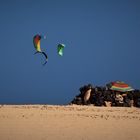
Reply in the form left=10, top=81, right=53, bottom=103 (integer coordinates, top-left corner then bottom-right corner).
left=57, top=44, right=65, bottom=56
left=107, top=81, right=134, bottom=92
left=33, top=34, right=42, bottom=52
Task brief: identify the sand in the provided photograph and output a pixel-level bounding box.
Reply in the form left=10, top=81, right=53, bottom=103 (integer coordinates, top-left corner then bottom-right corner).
left=0, top=105, right=140, bottom=140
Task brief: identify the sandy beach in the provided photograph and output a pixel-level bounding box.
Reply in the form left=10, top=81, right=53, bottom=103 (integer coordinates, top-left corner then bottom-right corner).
left=0, top=105, right=140, bottom=140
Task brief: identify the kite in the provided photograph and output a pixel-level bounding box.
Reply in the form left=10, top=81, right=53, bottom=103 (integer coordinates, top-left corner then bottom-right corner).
left=33, top=34, right=48, bottom=65
left=57, top=44, right=65, bottom=56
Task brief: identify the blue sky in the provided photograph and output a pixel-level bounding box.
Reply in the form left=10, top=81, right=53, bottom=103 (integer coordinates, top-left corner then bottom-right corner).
left=0, top=0, right=140, bottom=104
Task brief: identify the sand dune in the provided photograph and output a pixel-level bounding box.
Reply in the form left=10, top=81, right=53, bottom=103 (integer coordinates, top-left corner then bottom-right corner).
left=0, top=105, right=140, bottom=140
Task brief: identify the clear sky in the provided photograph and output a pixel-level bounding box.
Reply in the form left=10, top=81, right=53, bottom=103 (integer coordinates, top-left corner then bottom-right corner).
left=0, top=0, right=140, bottom=104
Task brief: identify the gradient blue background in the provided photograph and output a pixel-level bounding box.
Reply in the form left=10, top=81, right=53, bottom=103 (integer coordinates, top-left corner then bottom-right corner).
left=0, top=0, right=140, bottom=104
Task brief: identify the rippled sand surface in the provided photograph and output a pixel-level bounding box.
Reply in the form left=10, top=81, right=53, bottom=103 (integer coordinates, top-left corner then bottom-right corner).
left=0, top=105, right=140, bottom=140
